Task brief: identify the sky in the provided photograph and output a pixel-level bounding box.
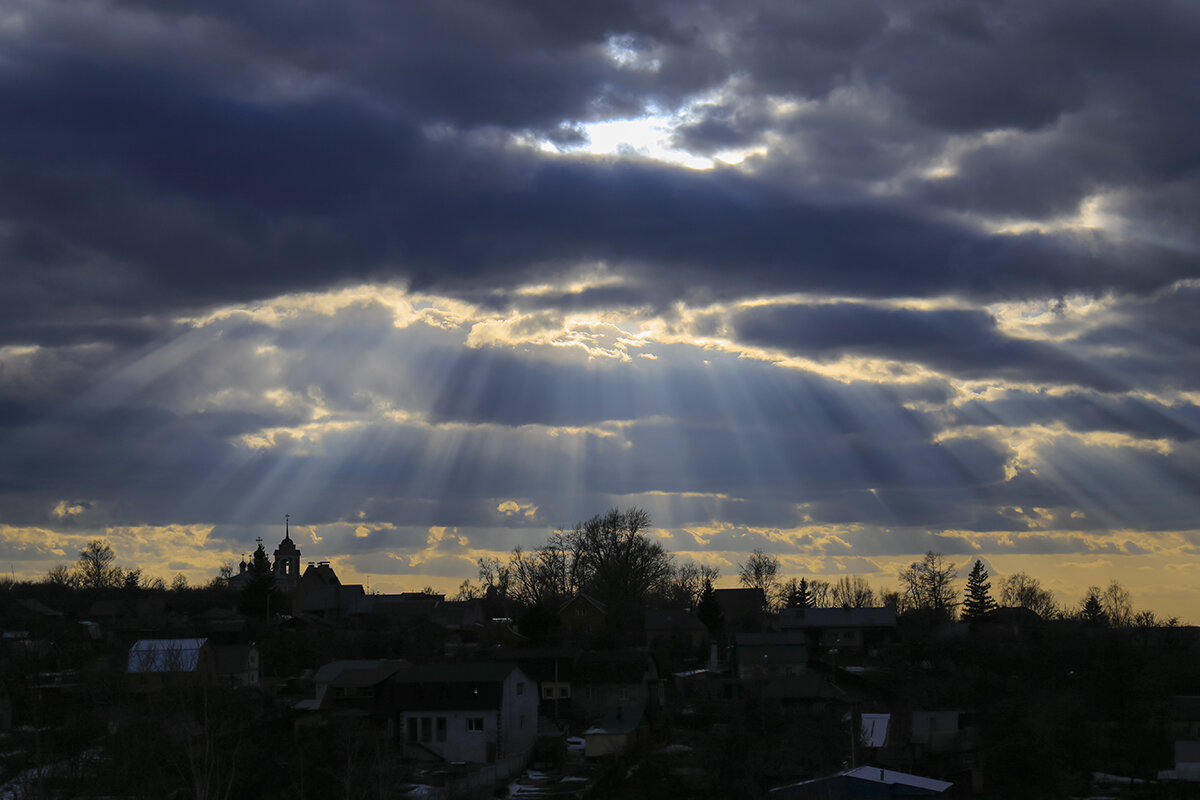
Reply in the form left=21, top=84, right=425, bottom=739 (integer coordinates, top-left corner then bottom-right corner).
left=1, top=0, right=1199, bottom=619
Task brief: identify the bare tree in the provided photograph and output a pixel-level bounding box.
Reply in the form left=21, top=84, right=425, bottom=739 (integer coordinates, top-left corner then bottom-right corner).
left=737, top=549, right=781, bottom=610
left=503, top=508, right=672, bottom=609
left=898, top=551, right=958, bottom=617
left=807, top=579, right=833, bottom=608
left=46, top=564, right=78, bottom=588
left=75, top=539, right=122, bottom=589
left=478, top=556, right=512, bottom=597
left=1101, top=579, right=1133, bottom=627
left=831, top=576, right=876, bottom=608
left=660, top=561, right=720, bottom=609
left=571, top=507, right=673, bottom=605
left=999, top=572, right=1058, bottom=618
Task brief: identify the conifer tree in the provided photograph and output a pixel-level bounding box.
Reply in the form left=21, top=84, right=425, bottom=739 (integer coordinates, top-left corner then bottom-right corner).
left=785, top=577, right=811, bottom=609
left=1081, top=587, right=1108, bottom=626
left=696, top=577, right=723, bottom=633
left=240, top=542, right=280, bottom=619
left=962, top=560, right=997, bottom=621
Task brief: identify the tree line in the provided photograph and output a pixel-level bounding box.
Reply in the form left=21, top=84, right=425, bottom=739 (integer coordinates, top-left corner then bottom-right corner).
left=46, top=538, right=199, bottom=593
left=41, top=514, right=1180, bottom=628
left=458, top=510, right=1178, bottom=628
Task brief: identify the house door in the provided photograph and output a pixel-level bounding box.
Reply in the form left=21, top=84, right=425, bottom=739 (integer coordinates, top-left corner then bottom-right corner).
left=486, top=743, right=496, bottom=764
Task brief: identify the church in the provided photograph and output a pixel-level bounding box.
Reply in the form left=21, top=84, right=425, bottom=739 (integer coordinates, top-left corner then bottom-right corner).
left=226, top=516, right=378, bottom=617
left=227, top=514, right=302, bottom=593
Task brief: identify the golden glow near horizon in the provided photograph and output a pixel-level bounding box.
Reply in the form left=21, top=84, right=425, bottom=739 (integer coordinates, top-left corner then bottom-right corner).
left=8, top=275, right=1197, bottom=623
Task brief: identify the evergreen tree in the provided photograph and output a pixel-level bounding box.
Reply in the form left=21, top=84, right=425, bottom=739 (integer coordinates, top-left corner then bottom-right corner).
left=240, top=542, right=280, bottom=618
left=1081, top=587, right=1108, bottom=626
left=785, top=577, right=811, bottom=609
left=696, top=578, right=723, bottom=633
left=962, top=560, right=997, bottom=621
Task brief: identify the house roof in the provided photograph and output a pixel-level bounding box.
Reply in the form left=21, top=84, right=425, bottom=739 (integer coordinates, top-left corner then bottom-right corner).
left=772, top=766, right=952, bottom=795
left=430, top=599, right=484, bottom=628
left=644, top=607, right=708, bottom=633
left=778, top=606, right=897, bottom=629
left=712, top=588, right=766, bottom=622
left=558, top=593, right=607, bottom=616
left=294, top=584, right=370, bottom=614
left=492, top=647, right=581, bottom=681
left=299, top=562, right=340, bottom=586
left=313, top=659, right=407, bottom=688
left=128, top=638, right=208, bottom=673
left=393, top=661, right=519, bottom=685
left=842, top=766, right=952, bottom=792
left=390, top=662, right=525, bottom=712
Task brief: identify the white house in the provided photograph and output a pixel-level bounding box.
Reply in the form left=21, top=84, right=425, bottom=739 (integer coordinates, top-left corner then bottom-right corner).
left=390, top=662, right=538, bottom=774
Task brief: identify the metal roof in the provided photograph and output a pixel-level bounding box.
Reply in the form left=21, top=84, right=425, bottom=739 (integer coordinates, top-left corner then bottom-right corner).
left=843, top=765, right=952, bottom=792
left=128, top=638, right=207, bottom=673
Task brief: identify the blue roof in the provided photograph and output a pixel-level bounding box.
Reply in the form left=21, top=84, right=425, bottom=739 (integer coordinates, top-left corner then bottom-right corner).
left=128, top=638, right=208, bottom=673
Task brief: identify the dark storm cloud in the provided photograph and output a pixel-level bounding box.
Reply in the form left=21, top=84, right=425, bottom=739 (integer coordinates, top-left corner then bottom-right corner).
left=952, top=391, right=1200, bottom=443
left=732, top=303, right=1123, bottom=390
left=2, top=0, right=1198, bottom=350
left=3, top=53, right=1148, bottom=340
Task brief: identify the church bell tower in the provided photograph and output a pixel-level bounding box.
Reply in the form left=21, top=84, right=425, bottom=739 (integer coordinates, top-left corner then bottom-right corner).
left=273, top=514, right=302, bottom=592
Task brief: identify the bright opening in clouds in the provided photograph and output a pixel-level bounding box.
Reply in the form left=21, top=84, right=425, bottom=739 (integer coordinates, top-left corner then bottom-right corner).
left=1, top=0, right=1199, bottom=619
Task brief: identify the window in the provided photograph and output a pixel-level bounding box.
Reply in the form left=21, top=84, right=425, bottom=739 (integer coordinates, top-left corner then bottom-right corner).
left=467, top=717, right=484, bottom=732
left=542, top=685, right=555, bottom=699
left=421, top=717, right=432, bottom=743
left=406, top=718, right=418, bottom=742
left=520, top=714, right=526, bottom=729
left=516, top=682, right=525, bottom=695
left=436, top=717, right=446, bottom=742
left=558, top=685, right=570, bottom=698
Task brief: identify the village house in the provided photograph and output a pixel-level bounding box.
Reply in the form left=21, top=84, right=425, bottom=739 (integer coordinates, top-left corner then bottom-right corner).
left=558, top=593, right=608, bottom=643
left=571, top=649, right=661, bottom=726
left=643, top=607, right=709, bottom=672
left=212, top=643, right=261, bottom=687
left=733, top=631, right=809, bottom=681
left=492, top=646, right=580, bottom=732
left=389, top=661, right=538, bottom=773
left=297, top=658, right=407, bottom=718
left=778, top=606, right=897, bottom=663
left=291, top=561, right=371, bottom=617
